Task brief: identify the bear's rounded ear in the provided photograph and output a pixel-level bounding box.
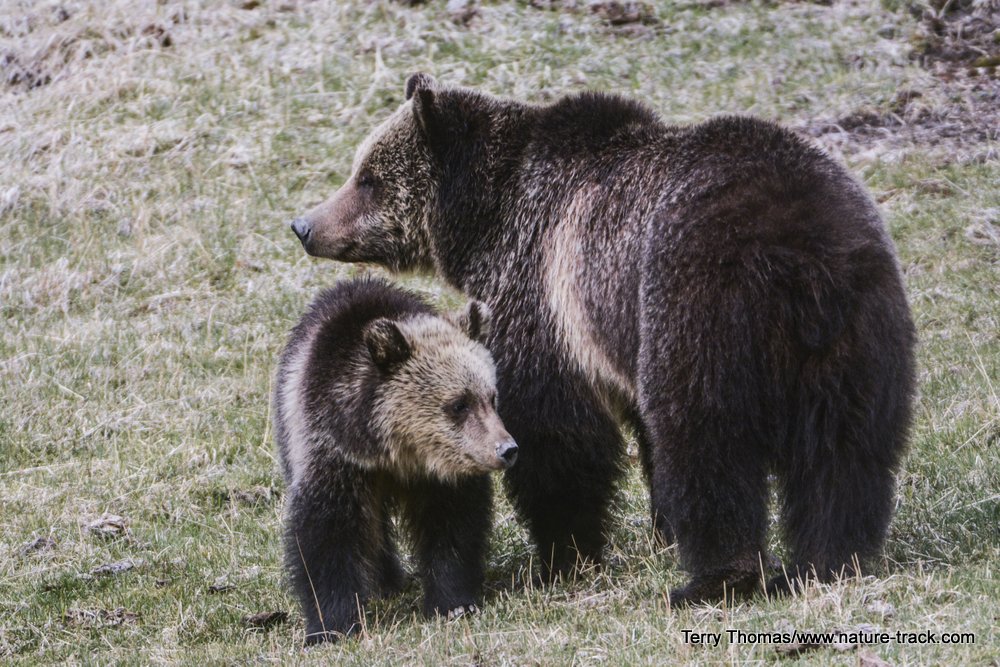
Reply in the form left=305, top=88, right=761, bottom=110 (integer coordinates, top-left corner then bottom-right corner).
left=412, top=88, right=436, bottom=140
left=364, top=318, right=412, bottom=370
left=404, top=72, right=438, bottom=101
left=406, top=73, right=440, bottom=142
left=453, top=300, right=492, bottom=344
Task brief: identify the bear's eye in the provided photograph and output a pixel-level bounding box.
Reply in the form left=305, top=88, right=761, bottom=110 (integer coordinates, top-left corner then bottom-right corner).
left=445, top=397, right=471, bottom=421
left=489, top=392, right=498, bottom=409
left=356, top=172, right=378, bottom=189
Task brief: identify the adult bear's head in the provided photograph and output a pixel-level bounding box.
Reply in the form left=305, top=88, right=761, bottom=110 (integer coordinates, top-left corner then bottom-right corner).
left=288, top=73, right=522, bottom=274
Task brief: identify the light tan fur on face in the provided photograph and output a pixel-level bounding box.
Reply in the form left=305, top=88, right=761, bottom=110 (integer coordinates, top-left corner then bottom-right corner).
left=543, top=184, right=637, bottom=401
left=302, top=103, right=421, bottom=260
left=300, top=175, right=363, bottom=256
left=372, top=314, right=509, bottom=483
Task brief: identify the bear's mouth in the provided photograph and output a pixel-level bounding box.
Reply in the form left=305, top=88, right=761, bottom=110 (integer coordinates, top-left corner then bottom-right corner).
left=472, top=452, right=511, bottom=473
left=334, top=240, right=358, bottom=260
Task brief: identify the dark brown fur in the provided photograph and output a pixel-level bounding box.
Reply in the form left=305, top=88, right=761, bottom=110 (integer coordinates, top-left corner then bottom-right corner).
left=273, top=277, right=515, bottom=643
left=289, top=76, right=916, bottom=605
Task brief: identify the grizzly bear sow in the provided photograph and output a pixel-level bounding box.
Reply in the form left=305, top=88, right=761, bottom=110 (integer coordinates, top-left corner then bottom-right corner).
left=288, top=74, right=916, bottom=604
left=274, top=277, right=517, bottom=643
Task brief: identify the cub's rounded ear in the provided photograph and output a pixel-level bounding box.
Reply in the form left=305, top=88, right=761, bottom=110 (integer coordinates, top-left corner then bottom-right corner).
left=451, top=300, right=492, bottom=344
left=404, top=72, right=438, bottom=101
left=411, top=88, right=437, bottom=140
left=363, top=318, right=411, bottom=370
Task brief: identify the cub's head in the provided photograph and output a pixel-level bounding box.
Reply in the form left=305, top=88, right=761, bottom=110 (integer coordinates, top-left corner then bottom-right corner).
left=288, top=72, right=513, bottom=273
left=364, top=300, right=517, bottom=480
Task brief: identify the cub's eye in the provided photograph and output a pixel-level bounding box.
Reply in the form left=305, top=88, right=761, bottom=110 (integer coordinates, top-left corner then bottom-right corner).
left=489, top=392, right=498, bottom=409
left=445, top=398, right=471, bottom=420
left=356, top=172, right=377, bottom=189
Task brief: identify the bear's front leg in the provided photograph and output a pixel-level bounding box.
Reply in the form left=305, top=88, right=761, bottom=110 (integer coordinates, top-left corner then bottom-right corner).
left=403, top=475, right=492, bottom=618
left=283, top=469, right=380, bottom=644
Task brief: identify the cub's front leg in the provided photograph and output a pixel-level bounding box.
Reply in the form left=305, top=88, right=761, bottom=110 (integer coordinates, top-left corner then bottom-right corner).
left=283, top=468, right=379, bottom=644
left=403, top=475, right=493, bottom=618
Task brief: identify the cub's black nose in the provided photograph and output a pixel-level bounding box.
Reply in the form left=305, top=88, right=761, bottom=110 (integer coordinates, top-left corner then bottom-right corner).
left=496, top=440, right=518, bottom=468
left=290, top=217, right=312, bottom=244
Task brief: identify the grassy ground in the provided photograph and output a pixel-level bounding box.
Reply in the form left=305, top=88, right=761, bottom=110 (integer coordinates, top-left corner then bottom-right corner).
left=1, top=0, right=998, bottom=664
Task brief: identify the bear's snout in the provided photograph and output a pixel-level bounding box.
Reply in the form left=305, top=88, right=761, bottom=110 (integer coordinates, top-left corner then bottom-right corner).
left=290, top=217, right=312, bottom=248
left=496, top=439, right=518, bottom=468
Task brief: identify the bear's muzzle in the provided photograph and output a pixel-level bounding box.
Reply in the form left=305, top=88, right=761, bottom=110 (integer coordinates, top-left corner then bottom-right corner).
left=290, top=217, right=312, bottom=249
left=496, top=439, right=518, bottom=469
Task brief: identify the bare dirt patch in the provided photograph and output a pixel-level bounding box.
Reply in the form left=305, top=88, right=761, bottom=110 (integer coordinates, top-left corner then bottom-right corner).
left=89, top=558, right=145, bottom=578
left=18, top=534, right=57, bottom=555
left=84, top=513, right=131, bottom=540
left=528, top=0, right=660, bottom=35
left=912, top=0, right=1000, bottom=71
left=800, top=76, right=1000, bottom=158
left=800, top=1, right=998, bottom=157
left=1, top=4, right=181, bottom=92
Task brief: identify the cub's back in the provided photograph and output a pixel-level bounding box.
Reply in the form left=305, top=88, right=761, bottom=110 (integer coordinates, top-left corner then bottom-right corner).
left=272, top=278, right=433, bottom=485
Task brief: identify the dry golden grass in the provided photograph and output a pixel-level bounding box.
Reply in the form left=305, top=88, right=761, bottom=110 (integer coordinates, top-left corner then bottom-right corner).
left=1, top=0, right=997, bottom=664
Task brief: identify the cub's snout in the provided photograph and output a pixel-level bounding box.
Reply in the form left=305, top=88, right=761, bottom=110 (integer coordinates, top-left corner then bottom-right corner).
left=496, top=439, right=518, bottom=469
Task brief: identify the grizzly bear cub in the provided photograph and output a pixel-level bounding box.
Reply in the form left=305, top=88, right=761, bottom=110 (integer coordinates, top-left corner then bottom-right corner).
left=273, top=277, right=517, bottom=643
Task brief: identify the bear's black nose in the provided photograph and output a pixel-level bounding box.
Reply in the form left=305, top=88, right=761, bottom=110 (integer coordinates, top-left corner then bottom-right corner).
left=496, top=440, right=518, bottom=468
left=290, top=217, right=312, bottom=245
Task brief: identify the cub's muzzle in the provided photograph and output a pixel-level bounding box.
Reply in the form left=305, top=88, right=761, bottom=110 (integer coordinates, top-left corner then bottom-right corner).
left=496, top=439, right=518, bottom=469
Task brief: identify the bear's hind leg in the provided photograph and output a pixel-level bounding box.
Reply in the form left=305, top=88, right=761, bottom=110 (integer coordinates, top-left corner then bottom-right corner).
left=403, top=475, right=493, bottom=618
left=638, top=308, right=774, bottom=604
left=639, top=233, right=795, bottom=605
left=775, top=385, right=908, bottom=593
left=645, top=411, right=772, bottom=606
left=773, top=278, right=913, bottom=594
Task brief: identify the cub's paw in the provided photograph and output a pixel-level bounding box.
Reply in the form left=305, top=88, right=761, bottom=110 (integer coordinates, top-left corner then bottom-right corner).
left=446, top=603, right=479, bottom=620
left=424, top=597, right=480, bottom=620
left=303, top=620, right=362, bottom=645
left=764, top=574, right=797, bottom=599
left=765, top=568, right=820, bottom=599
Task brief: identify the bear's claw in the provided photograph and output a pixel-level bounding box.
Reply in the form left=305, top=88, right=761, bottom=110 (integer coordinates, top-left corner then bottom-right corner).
left=446, top=604, right=478, bottom=620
